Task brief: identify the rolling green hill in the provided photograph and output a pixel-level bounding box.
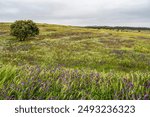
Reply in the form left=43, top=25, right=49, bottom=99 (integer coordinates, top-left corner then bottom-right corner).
left=0, top=23, right=150, bottom=100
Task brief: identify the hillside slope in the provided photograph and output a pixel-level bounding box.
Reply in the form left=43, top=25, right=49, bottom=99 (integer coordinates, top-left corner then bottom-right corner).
left=0, top=23, right=150, bottom=99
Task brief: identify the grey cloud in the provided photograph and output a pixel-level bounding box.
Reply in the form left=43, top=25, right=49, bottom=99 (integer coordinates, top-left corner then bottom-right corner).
left=0, top=0, right=150, bottom=27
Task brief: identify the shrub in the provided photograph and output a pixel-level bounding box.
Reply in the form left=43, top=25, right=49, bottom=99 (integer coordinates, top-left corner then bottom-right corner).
left=10, top=20, right=39, bottom=41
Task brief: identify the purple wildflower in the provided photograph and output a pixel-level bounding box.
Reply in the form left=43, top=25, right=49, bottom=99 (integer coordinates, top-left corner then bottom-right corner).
left=127, top=82, right=134, bottom=88
left=143, top=94, right=149, bottom=100
left=21, top=82, right=25, bottom=86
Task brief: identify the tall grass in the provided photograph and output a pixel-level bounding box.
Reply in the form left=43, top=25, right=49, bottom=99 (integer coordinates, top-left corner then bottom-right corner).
left=0, top=65, right=149, bottom=100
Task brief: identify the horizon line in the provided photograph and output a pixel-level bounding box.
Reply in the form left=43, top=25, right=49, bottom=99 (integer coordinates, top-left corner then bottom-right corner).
left=0, top=21, right=150, bottom=28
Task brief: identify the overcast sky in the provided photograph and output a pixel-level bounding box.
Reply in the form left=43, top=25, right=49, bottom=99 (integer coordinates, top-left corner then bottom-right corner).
left=0, top=0, right=150, bottom=27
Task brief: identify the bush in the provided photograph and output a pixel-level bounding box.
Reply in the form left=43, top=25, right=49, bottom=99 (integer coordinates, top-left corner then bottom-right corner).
left=10, top=20, right=39, bottom=41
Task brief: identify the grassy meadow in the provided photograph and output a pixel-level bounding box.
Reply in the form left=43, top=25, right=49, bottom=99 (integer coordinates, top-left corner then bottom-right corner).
left=0, top=23, right=150, bottom=100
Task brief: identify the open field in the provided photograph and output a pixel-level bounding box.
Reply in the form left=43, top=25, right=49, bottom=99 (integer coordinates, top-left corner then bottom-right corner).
left=0, top=23, right=150, bottom=99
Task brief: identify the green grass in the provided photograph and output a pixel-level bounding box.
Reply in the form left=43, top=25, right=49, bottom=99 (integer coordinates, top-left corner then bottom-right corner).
left=0, top=23, right=150, bottom=100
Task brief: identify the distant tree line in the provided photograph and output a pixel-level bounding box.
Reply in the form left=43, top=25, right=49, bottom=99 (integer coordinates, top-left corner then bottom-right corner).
left=85, top=26, right=150, bottom=31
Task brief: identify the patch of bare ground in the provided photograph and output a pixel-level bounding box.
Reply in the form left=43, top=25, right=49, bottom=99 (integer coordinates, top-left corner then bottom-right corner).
left=0, top=31, right=7, bottom=36
left=99, top=37, right=135, bottom=48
